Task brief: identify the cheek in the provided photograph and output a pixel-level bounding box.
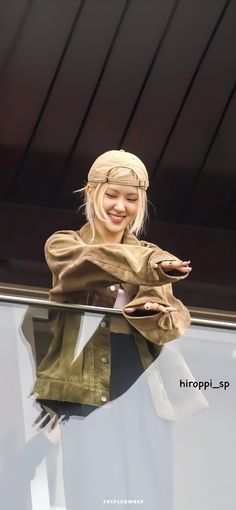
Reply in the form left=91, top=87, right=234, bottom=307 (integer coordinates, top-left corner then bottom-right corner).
left=102, top=197, right=113, bottom=210
left=128, top=203, right=139, bottom=217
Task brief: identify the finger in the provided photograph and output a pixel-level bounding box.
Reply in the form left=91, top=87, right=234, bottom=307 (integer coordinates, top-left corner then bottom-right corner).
left=35, top=412, right=52, bottom=430
left=145, top=302, right=161, bottom=311
left=178, top=260, right=192, bottom=266
left=160, top=261, right=174, bottom=268
left=145, top=303, right=177, bottom=313
left=40, top=414, right=58, bottom=432
left=34, top=410, right=50, bottom=426
left=169, top=260, right=191, bottom=267
left=33, top=410, right=45, bottom=425
left=48, top=415, right=59, bottom=431
left=172, top=261, right=191, bottom=270
left=177, top=266, right=192, bottom=273
left=158, top=305, right=177, bottom=313
left=160, top=260, right=182, bottom=269
left=124, top=307, right=135, bottom=313
left=144, top=302, right=160, bottom=310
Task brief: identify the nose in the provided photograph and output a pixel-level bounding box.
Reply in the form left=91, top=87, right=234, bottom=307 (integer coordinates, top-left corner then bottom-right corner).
left=114, top=197, right=126, bottom=212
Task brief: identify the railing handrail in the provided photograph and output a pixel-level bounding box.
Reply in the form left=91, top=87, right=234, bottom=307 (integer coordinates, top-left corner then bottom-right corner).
left=190, top=317, right=236, bottom=329
left=0, top=293, right=236, bottom=330
left=0, top=293, right=121, bottom=315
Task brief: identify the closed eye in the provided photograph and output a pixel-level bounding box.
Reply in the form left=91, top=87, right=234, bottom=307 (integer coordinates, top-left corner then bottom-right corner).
left=105, top=193, right=137, bottom=202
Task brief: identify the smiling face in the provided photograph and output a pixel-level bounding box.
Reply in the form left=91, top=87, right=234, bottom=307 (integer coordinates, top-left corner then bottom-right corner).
left=87, top=183, right=140, bottom=243
left=83, top=162, right=149, bottom=243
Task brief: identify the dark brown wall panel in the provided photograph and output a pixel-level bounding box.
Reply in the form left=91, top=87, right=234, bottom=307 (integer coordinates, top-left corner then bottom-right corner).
left=0, top=0, right=81, bottom=191
left=186, top=89, right=236, bottom=226
left=15, top=0, right=128, bottom=203
left=122, top=0, right=226, bottom=172
left=61, top=0, right=176, bottom=197
left=151, top=0, right=236, bottom=223
left=0, top=0, right=30, bottom=71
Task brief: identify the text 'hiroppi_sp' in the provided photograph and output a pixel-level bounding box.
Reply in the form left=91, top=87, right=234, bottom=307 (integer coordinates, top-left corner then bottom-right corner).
left=179, top=379, right=230, bottom=390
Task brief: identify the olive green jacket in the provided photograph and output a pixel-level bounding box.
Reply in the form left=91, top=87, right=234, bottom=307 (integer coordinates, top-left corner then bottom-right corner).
left=33, top=223, right=190, bottom=406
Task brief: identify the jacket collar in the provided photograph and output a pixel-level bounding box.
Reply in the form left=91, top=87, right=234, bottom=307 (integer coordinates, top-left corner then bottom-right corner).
left=78, top=222, right=141, bottom=246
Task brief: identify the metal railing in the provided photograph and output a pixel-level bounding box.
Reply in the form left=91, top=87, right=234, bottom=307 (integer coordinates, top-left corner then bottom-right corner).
left=0, top=293, right=235, bottom=330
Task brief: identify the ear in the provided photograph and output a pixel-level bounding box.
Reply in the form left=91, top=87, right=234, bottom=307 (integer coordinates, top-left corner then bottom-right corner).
left=86, top=184, right=94, bottom=202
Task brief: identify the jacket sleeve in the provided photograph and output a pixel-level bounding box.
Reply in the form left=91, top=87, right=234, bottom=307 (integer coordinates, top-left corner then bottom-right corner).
left=45, top=230, right=188, bottom=294
left=122, top=283, right=191, bottom=345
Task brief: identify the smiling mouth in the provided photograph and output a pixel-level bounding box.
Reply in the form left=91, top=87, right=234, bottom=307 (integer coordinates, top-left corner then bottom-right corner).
left=108, top=214, right=126, bottom=223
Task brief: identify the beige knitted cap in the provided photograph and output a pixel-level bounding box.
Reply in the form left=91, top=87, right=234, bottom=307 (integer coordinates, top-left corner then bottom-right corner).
left=87, top=149, right=149, bottom=190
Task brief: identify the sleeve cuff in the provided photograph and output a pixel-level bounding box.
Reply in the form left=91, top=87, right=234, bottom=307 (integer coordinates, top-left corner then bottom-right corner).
left=152, top=261, right=189, bottom=282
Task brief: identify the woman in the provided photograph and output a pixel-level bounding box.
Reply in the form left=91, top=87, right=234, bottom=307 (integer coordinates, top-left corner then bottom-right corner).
left=33, top=149, right=191, bottom=509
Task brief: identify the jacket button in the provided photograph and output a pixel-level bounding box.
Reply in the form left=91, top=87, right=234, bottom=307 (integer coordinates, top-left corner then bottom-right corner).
left=101, top=396, right=107, bottom=402
left=100, top=321, right=106, bottom=328
left=100, top=357, right=108, bottom=364
left=110, top=285, right=116, bottom=291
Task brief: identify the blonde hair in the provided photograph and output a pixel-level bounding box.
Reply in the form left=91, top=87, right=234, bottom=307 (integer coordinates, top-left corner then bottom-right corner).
left=75, top=166, right=149, bottom=242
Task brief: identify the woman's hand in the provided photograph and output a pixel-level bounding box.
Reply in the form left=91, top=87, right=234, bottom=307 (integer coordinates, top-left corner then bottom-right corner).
left=34, top=403, right=59, bottom=429
left=33, top=404, right=63, bottom=443
left=124, top=302, right=177, bottom=314
left=159, top=260, right=192, bottom=274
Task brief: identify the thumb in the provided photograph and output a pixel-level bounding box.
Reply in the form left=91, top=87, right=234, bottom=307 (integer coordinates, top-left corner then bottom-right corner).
left=124, top=307, right=135, bottom=314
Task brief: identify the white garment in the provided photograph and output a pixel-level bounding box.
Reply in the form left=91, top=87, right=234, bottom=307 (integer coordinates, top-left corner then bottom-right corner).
left=146, top=344, right=209, bottom=422
left=72, top=286, right=208, bottom=421
left=72, top=312, right=105, bottom=363
left=113, top=285, right=129, bottom=308
left=72, top=286, right=129, bottom=363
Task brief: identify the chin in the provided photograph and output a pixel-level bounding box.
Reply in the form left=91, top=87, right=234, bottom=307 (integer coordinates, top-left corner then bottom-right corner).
left=105, top=224, right=126, bottom=232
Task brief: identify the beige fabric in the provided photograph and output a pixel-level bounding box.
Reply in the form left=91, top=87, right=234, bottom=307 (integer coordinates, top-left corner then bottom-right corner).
left=33, top=223, right=191, bottom=407
left=87, top=149, right=149, bottom=190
